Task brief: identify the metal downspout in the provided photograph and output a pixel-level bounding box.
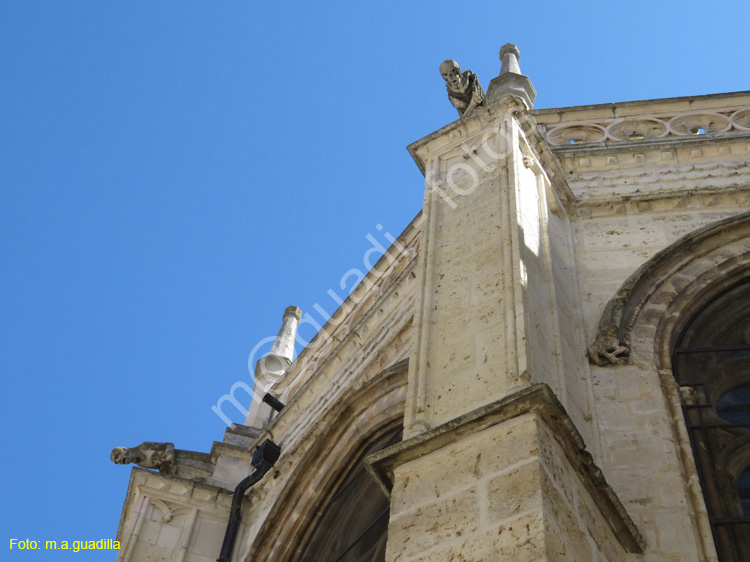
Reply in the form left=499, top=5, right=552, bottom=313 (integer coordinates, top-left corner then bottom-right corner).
left=217, top=439, right=281, bottom=562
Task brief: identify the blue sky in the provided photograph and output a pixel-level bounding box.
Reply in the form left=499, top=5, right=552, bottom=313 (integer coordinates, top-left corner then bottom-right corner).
left=1, top=1, right=748, bottom=559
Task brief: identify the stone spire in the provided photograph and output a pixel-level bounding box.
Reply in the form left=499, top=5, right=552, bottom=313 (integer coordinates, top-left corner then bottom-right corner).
left=486, top=42, right=536, bottom=109
left=255, top=305, right=301, bottom=382
left=245, top=306, right=301, bottom=429
left=499, top=43, right=522, bottom=75
left=268, top=306, right=301, bottom=363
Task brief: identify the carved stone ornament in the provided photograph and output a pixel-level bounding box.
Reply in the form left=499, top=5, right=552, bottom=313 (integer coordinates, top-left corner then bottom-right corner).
left=587, top=296, right=630, bottom=366
left=543, top=107, right=750, bottom=146
left=110, top=441, right=176, bottom=475
left=439, top=59, right=485, bottom=118
left=588, top=334, right=630, bottom=367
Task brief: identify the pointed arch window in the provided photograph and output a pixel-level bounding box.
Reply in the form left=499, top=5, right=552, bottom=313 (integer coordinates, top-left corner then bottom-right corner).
left=295, top=425, right=402, bottom=562
left=672, top=279, right=750, bottom=562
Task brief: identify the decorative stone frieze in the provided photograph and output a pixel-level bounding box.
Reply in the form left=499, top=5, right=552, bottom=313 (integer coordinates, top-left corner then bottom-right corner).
left=535, top=93, right=750, bottom=149
left=544, top=111, right=746, bottom=146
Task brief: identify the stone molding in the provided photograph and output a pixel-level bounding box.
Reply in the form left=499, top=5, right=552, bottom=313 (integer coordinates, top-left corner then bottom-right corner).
left=407, top=99, right=576, bottom=215
left=571, top=174, right=750, bottom=215
left=367, top=383, right=645, bottom=554
left=588, top=210, right=750, bottom=367
left=407, top=96, right=526, bottom=174
left=555, top=137, right=750, bottom=209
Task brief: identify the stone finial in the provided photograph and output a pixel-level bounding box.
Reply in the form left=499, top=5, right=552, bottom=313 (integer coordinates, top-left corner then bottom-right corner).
left=255, top=305, right=301, bottom=383
left=486, top=42, right=536, bottom=110
left=499, top=43, right=522, bottom=75
left=439, top=59, right=485, bottom=118
left=245, top=306, right=300, bottom=429
left=283, top=305, right=302, bottom=320
left=268, top=305, right=301, bottom=364
left=110, top=442, right=176, bottom=475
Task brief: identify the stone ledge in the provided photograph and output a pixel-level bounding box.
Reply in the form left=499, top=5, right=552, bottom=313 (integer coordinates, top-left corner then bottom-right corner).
left=366, top=383, right=645, bottom=554
left=547, top=132, right=750, bottom=157
left=222, top=424, right=261, bottom=448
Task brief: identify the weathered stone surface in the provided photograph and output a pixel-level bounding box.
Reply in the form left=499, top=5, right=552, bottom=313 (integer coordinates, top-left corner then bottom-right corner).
left=371, top=384, right=643, bottom=562
left=387, top=486, right=479, bottom=558
left=111, top=442, right=176, bottom=475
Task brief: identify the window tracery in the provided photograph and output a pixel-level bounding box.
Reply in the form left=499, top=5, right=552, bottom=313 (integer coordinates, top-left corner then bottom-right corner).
left=673, top=280, right=750, bottom=561
left=296, top=425, right=402, bottom=562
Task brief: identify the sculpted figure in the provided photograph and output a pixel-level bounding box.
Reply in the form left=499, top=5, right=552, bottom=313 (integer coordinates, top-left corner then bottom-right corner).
left=110, top=442, right=176, bottom=475
left=439, top=59, right=485, bottom=118
left=588, top=335, right=629, bottom=366
left=587, top=294, right=630, bottom=366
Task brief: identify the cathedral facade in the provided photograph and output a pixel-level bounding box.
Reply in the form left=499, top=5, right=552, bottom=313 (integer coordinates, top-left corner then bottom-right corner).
left=112, top=45, right=750, bottom=561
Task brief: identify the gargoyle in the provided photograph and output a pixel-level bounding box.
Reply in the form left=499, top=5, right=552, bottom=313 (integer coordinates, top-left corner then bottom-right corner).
left=111, top=441, right=176, bottom=475
left=439, top=59, right=485, bottom=118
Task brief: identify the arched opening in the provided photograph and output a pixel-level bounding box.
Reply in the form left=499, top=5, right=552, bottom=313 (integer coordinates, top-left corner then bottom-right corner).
left=587, top=210, right=750, bottom=369
left=672, top=279, right=750, bottom=562
left=245, top=360, right=408, bottom=562
left=296, top=425, right=402, bottom=562
left=587, top=211, right=750, bottom=559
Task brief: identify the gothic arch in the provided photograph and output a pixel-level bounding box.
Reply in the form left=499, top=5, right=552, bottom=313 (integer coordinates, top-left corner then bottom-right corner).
left=245, top=359, right=408, bottom=562
left=670, top=281, right=750, bottom=561
left=589, top=211, right=750, bottom=369
left=589, top=211, right=750, bottom=561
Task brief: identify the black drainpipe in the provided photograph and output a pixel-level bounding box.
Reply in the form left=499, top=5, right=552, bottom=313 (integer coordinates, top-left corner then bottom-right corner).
left=217, top=438, right=281, bottom=562
left=217, top=394, right=285, bottom=562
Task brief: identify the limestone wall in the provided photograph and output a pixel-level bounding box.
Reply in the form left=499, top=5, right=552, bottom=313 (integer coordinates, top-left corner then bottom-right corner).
left=590, top=364, right=707, bottom=560
left=547, top=205, right=600, bottom=458
left=371, top=386, right=642, bottom=562
left=403, top=107, right=599, bottom=456
left=573, top=192, right=749, bottom=344
left=532, top=93, right=750, bottom=561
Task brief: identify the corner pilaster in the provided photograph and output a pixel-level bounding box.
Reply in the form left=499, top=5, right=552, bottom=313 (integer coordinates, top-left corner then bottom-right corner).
left=368, top=384, right=644, bottom=561
left=404, top=93, right=550, bottom=436
left=404, top=45, right=594, bottom=450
